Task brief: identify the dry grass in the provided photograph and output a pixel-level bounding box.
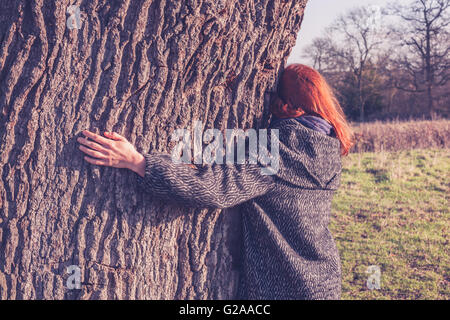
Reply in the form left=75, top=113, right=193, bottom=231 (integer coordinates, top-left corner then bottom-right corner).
left=350, top=119, right=450, bottom=153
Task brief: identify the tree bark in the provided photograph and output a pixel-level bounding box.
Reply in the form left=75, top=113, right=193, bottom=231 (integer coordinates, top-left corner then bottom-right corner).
left=0, top=0, right=307, bottom=299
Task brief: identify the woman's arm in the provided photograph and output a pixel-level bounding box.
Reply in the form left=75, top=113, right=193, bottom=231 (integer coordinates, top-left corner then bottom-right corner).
left=77, top=130, right=276, bottom=209
left=135, top=152, right=275, bottom=209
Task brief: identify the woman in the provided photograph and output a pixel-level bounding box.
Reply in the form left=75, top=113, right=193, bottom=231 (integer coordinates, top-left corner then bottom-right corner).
left=77, top=63, right=354, bottom=300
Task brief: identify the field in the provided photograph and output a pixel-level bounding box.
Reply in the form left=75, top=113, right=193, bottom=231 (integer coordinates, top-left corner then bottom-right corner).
left=331, top=148, right=449, bottom=299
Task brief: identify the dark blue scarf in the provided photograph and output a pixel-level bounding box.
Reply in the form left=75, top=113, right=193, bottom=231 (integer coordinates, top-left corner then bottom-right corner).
left=270, top=115, right=335, bottom=136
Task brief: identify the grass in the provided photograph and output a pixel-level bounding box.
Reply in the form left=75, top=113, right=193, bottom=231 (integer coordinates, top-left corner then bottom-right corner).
left=331, top=148, right=449, bottom=300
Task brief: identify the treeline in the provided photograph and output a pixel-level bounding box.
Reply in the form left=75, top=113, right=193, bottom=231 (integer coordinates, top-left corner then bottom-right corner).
left=302, top=0, right=449, bottom=122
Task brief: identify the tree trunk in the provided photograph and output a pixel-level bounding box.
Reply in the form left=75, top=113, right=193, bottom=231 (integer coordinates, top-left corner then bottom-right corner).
left=357, top=74, right=365, bottom=122
left=0, top=0, right=307, bottom=299
left=424, top=23, right=435, bottom=119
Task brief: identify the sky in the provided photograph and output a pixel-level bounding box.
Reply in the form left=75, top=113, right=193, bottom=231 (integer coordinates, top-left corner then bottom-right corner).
left=287, top=0, right=394, bottom=64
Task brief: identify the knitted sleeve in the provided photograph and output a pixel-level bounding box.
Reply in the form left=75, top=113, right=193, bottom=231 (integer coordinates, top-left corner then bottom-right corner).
left=135, top=152, right=276, bottom=209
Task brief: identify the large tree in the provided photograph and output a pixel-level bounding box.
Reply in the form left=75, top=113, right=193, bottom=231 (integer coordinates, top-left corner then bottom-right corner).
left=0, top=0, right=307, bottom=299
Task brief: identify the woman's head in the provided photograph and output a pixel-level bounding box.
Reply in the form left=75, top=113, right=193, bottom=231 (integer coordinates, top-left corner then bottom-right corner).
left=270, top=63, right=354, bottom=156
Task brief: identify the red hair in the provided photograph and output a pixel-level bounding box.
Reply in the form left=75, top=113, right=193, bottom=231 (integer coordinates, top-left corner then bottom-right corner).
left=270, top=64, right=354, bottom=155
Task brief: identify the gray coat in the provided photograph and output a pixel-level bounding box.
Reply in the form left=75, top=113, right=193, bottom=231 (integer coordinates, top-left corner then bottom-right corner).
left=136, top=118, right=342, bottom=300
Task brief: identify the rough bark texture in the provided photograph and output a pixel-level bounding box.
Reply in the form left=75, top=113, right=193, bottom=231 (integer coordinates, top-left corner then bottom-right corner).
left=0, top=0, right=307, bottom=299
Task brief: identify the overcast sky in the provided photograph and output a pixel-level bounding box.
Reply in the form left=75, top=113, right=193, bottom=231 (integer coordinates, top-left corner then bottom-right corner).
left=287, top=0, right=394, bottom=65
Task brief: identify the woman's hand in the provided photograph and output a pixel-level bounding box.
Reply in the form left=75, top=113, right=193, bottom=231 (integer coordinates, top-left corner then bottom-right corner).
left=77, top=130, right=146, bottom=177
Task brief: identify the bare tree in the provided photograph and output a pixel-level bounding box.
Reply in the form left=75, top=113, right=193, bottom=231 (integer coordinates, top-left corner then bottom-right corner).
left=0, top=0, right=308, bottom=299
left=302, top=36, right=335, bottom=73
left=302, top=6, right=386, bottom=121
left=332, top=6, right=387, bottom=122
left=388, top=0, right=450, bottom=118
